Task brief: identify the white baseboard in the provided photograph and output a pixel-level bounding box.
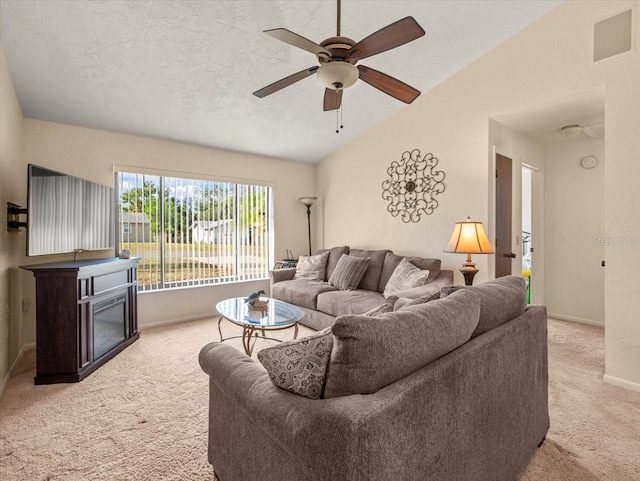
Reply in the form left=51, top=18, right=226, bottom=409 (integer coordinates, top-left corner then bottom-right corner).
left=138, top=313, right=216, bottom=331
left=548, top=313, right=604, bottom=327
left=603, top=374, right=640, bottom=393
left=0, top=342, right=36, bottom=398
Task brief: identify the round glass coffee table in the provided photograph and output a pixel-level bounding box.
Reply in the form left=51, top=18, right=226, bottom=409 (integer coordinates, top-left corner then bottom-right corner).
left=216, top=297, right=304, bottom=356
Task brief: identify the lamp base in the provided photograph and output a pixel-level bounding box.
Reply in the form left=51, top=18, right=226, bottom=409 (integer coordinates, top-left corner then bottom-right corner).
left=459, top=258, right=479, bottom=286
left=460, top=268, right=478, bottom=286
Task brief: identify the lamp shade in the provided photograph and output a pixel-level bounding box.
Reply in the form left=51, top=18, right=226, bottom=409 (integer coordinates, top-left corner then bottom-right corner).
left=299, top=196, right=317, bottom=207
left=444, top=217, right=494, bottom=254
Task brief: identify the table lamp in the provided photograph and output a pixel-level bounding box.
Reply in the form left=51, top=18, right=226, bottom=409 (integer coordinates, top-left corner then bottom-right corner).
left=444, top=216, right=495, bottom=285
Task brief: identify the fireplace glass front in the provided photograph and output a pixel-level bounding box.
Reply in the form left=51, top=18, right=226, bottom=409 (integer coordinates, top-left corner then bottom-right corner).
left=93, top=293, right=127, bottom=360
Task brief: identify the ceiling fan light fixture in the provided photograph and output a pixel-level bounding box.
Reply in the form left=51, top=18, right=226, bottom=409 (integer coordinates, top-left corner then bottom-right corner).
left=317, top=61, right=359, bottom=90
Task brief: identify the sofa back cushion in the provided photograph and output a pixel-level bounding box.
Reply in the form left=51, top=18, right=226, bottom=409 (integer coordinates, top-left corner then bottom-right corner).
left=441, top=275, right=527, bottom=338
left=316, top=246, right=350, bottom=281
left=348, top=248, right=391, bottom=292
left=378, top=253, right=441, bottom=292
left=323, top=289, right=481, bottom=398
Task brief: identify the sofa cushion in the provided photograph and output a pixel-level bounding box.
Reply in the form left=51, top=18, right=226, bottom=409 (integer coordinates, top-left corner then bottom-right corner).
left=395, top=290, right=441, bottom=310
left=324, top=289, right=481, bottom=398
left=378, top=253, right=442, bottom=292
left=364, top=295, right=398, bottom=316
left=349, top=249, right=391, bottom=292
left=316, top=246, right=350, bottom=281
left=257, top=328, right=333, bottom=400
left=317, top=289, right=386, bottom=317
left=328, top=254, right=370, bottom=290
left=270, top=279, right=337, bottom=310
left=383, top=258, right=430, bottom=297
left=440, top=276, right=527, bottom=338
left=293, top=251, right=329, bottom=281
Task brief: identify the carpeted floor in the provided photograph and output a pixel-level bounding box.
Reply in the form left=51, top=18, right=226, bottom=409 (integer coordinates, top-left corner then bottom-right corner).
left=0, top=317, right=638, bottom=480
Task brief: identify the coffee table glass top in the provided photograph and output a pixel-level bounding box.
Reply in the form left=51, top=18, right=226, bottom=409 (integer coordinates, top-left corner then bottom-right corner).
left=215, top=297, right=303, bottom=327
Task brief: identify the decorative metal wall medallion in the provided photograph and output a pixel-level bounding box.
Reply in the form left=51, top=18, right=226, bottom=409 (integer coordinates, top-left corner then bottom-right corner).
left=381, top=149, right=446, bottom=223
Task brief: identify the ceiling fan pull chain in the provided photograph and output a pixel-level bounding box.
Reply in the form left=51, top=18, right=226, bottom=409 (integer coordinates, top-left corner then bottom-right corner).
left=340, top=101, right=344, bottom=130
left=336, top=109, right=339, bottom=134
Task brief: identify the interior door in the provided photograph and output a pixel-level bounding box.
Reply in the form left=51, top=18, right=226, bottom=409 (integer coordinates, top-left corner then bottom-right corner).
left=495, top=154, right=514, bottom=277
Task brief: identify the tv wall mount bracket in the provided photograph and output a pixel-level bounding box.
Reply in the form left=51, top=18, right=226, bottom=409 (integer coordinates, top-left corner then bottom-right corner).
left=7, top=202, right=27, bottom=232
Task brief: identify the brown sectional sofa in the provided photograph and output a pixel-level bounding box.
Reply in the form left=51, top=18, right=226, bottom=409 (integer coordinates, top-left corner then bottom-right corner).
left=199, top=276, right=549, bottom=481
left=269, top=246, right=454, bottom=330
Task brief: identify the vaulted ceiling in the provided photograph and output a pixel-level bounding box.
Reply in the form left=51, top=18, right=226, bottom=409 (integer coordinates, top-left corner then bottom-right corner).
left=0, top=1, right=563, bottom=163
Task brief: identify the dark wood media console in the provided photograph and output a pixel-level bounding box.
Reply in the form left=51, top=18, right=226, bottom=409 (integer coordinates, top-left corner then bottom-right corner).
left=22, top=258, right=139, bottom=385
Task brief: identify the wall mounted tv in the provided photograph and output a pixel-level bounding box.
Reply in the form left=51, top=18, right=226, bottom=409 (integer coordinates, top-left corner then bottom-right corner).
left=27, top=164, right=115, bottom=256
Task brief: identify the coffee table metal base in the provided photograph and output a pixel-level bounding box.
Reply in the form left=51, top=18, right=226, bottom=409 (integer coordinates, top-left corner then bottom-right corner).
left=218, top=316, right=299, bottom=356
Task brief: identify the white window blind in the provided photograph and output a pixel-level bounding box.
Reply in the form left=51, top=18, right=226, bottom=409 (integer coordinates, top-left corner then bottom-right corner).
left=116, top=171, right=272, bottom=292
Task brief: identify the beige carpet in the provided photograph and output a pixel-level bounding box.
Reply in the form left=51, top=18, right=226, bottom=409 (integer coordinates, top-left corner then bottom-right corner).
left=0, top=317, right=638, bottom=480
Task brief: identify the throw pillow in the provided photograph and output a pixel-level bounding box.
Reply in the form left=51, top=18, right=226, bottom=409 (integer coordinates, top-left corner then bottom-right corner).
left=364, top=295, right=399, bottom=316
left=383, top=258, right=430, bottom=297
left=293, top=251, right=329, bottom=281
left=257, top=328, right=333, bottom=400
left=328, top=254, right=370, bottom=290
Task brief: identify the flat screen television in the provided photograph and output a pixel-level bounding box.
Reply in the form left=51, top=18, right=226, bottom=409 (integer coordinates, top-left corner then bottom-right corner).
left=27, top=164, right=115, bottom=256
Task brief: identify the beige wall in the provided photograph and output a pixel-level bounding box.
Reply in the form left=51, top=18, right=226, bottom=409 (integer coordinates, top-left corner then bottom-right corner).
left=545, top=138, right=605, bottom=325
left=316, top=1, right=640, bottom=390
left=19, top=119, right=315, bottom=330
left=0, top=114, right=312, bottom=365
left=0, top=48, right=25, bottom=392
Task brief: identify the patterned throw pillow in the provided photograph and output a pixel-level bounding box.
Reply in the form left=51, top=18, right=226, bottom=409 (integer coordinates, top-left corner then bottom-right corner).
left=257, top=328, right=333, bottom=399
left=364, top=295, right=399, bottom=316
left=293, top=251, right=330, bottom=281
left=383, top=258, right=431, bottom=297
left=328, top=254, right=370, bottom=290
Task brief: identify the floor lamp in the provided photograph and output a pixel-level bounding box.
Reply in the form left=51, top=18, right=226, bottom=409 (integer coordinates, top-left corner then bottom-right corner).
left=299, top=197, right=317, bottom=256
left=444, top=216, right=494, bottom=285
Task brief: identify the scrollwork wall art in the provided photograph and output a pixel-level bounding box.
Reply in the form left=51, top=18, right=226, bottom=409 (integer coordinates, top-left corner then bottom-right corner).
left=381, top=149, right=446, bottom=223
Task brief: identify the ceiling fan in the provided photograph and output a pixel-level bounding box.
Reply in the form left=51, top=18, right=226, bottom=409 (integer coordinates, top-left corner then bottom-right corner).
left=558, top=121, right=604, bottom=139
left=253, top=0, right=425, bottom=113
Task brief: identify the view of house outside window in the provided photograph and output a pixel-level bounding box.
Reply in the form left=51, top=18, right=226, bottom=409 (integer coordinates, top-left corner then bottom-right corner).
left=116, top=172, right=272, bottom=292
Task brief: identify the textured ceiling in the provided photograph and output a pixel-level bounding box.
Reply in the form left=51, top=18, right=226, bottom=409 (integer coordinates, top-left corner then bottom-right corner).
left=0, top=0, right=563, bottom=163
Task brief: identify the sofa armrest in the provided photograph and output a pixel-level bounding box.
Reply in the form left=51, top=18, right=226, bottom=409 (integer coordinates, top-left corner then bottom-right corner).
left=269, top=268, right=296, bottom=284
left=392, top=269, right=454, bottom=299
left=199, top=342, right=370, bottom=480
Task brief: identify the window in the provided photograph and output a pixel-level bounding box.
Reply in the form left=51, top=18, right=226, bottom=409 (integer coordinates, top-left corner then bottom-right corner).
left=116, top=171, right=272, bottom=292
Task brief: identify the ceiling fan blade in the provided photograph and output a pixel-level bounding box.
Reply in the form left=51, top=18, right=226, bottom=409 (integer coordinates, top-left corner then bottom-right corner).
left=323, top=88, right=343, bottom=111
left=253, top=66, right=319, bottom=98
left=349, top=17, right=425, bottom=61
left=264, top=28, right=331, bottom=57
left=581, top=126, right=599, bottom=138
left=357, top=65, right=420, bottom=104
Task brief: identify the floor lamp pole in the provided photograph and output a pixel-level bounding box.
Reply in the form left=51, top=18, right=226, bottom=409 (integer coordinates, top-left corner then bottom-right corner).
left=306, top=205, right=312, bottom=256
left=299, top=197, right=317, bottom=257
